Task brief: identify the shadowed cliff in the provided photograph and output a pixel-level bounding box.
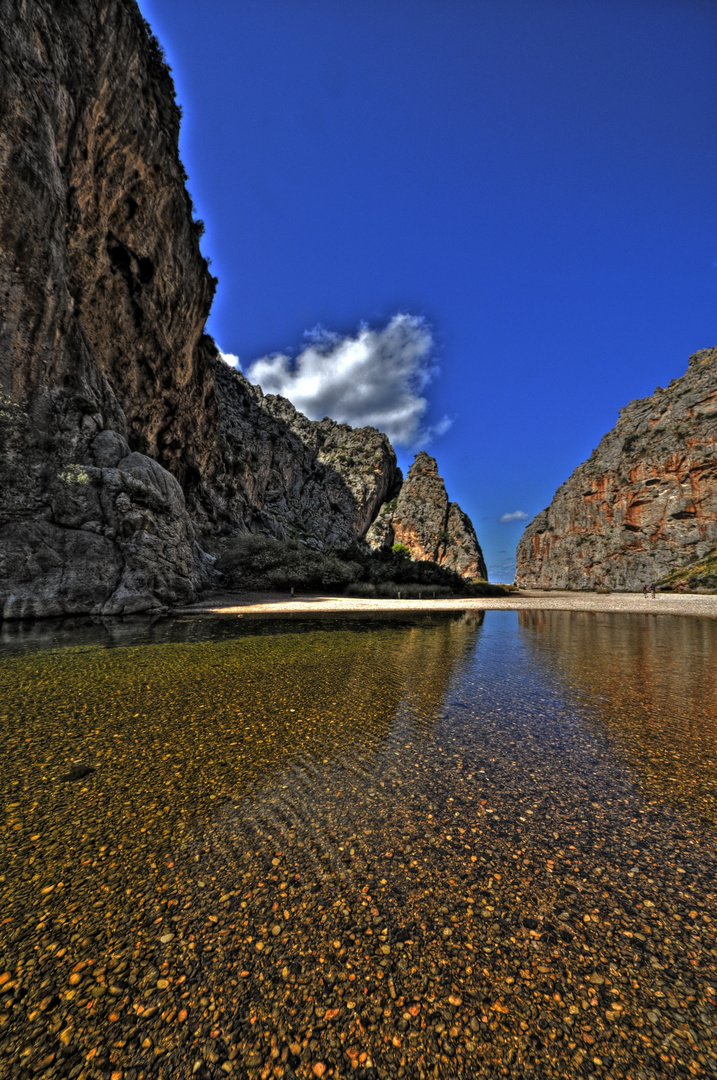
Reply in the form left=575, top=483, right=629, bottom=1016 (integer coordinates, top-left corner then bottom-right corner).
left=0, top=0, right=484, bottom=618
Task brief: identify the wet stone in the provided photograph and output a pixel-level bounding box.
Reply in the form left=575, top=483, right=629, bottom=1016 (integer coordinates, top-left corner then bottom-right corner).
left=1, top=609, right=717, bottom=1078
left=58, top=764, right=95, bottom=783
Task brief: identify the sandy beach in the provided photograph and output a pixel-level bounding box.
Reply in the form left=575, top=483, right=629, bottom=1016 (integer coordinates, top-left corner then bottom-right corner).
left=175, top=587, right=717, bottom=619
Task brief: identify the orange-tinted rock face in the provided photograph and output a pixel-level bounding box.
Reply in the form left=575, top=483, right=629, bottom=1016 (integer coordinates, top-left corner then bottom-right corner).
left=367, top=452, right=487, bottom=580
left=392, top=452, right=451, bottom=560
left=516, top=348, right=717, bottom=590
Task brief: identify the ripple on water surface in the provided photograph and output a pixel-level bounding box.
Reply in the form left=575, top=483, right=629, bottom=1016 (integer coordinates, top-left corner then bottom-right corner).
left=1, top=609, right=716, bottom=1080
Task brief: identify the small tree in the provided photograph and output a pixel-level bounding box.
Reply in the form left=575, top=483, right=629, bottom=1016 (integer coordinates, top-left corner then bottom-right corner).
left=391, top=542, right=411, bottom=559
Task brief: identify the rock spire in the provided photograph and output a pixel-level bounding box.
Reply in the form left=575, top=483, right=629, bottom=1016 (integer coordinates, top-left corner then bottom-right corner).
left=367, top=452, right=487, bottom=580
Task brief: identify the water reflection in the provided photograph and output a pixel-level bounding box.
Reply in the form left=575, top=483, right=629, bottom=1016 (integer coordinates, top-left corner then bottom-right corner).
left=518, top=610, right=717, bottom=826
left=0, top=614, right=483, bottom=876
left=1, top=609, right=716, bottom=1080
left=0, top=609, right=482, bottom=657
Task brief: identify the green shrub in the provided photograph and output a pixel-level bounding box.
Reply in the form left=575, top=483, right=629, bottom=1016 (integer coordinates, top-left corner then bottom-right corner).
left=463, top=580, right=516, bottom=597
left=659, top=544, right=717, bottom=593
left=57, top=464, right=91, bottom=486
left=346, top=582, right=454, bottom=599
left=391, top=542, right=411, bottom=559
left=215, top=533, right=482, bottom=594
left=215, top=534, right=360, bottom=591
left=214, top=531, right=516, bottom=596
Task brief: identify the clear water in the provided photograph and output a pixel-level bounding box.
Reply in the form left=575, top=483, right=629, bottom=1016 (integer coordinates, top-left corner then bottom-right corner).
left=1, top=610, right=715, bottom=1080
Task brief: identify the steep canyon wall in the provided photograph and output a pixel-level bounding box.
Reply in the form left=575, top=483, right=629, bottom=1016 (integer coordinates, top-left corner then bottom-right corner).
left=516, top=348, right=717, bottom=590
left=0, top=0, right=483, bottom=617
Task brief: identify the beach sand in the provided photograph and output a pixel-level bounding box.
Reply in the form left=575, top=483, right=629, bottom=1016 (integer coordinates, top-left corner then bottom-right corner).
left=175, top=587, right=717, bottom=619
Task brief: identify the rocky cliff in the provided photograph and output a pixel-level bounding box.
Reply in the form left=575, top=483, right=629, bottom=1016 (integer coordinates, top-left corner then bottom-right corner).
left=0, top=0, right=219, bottom=616
left=0, top=0, right=483, bottom=616
left=242, top=376, right=401, bottom=544
left=366, top=452, right=487, bottom=580
left=516, top=347, right=717, bottom=590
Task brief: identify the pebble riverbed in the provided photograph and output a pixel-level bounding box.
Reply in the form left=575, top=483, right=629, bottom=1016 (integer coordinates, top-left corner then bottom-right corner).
left=0, top=609, right=716, bottom=1080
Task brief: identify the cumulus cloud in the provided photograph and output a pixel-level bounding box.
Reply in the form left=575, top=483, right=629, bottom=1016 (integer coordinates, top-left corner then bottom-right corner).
left=499, top=510, right=529, bottom=523
left=245, top=315, right=452, bottom=446
left=219, top=350, right=241, bottom=369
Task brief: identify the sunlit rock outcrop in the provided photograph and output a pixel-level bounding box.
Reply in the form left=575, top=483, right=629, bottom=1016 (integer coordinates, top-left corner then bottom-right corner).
left=516, top=347, right=717, bottom=590
left=367, top=452, right=487, bottom=580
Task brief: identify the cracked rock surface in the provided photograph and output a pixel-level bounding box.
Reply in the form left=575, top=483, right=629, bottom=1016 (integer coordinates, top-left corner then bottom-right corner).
left=0, top=0, right=485, bottom=616
left=516, top=347, right=717, bottom=590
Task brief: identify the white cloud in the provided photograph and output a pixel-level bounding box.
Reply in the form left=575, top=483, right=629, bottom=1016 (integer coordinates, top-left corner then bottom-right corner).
left=245, top=314, right=452, bottom=447
left=499, top=510, right=530, bottom=523
left=219, top=350, right=241, bottom=369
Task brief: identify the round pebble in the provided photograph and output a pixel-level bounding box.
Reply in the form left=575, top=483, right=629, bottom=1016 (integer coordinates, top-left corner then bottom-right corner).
left=0, top=610, right=716, bottom=1078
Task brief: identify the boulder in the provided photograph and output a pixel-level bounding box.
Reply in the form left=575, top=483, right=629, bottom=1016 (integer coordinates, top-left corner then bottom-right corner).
left=0, top=433, right=211, bottom=618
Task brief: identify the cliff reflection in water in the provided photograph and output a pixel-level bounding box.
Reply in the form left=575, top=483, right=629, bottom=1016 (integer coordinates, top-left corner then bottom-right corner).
left=518, top=609, right=717, bottom=826
left=0, top=612, right=482, bottom=845
left=3, top=609, right=717, bottom=1080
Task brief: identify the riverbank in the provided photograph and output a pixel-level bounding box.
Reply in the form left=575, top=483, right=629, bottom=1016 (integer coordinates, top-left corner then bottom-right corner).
left=175, top=588, right=717, bottom=619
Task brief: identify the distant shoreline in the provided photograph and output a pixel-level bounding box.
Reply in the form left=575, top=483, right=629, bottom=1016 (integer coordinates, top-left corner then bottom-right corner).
left=174, top=589, right=717, bottom=620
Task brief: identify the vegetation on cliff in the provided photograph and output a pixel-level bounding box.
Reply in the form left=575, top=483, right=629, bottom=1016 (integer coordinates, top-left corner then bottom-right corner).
left=213, top=533, right=506, bottom=596
left=659, top=545, right=717, bottom=592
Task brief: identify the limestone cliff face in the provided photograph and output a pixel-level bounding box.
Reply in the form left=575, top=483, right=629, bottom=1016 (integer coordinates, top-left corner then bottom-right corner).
left=209, top=364, right=401, bottom=547
left=366, top=452, right=487, bottom=580
left=0, top=0, right=481, bottom=616
left=516, top=347, right=717, bottom=590
left=0, top=0, right=221, bottom=469
left=0, top=0, right=219, bottom=615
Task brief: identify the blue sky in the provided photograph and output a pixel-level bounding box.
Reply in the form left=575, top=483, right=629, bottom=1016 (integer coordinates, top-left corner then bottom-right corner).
left=138, top=0, right=717, bottom=580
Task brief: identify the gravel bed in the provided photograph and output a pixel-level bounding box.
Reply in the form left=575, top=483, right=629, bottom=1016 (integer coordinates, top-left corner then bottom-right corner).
left=1, top=610, right=715, bottom=1080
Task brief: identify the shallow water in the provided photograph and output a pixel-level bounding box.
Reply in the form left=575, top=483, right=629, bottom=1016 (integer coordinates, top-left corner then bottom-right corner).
left=1, top=609, right=716, bottom=1080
